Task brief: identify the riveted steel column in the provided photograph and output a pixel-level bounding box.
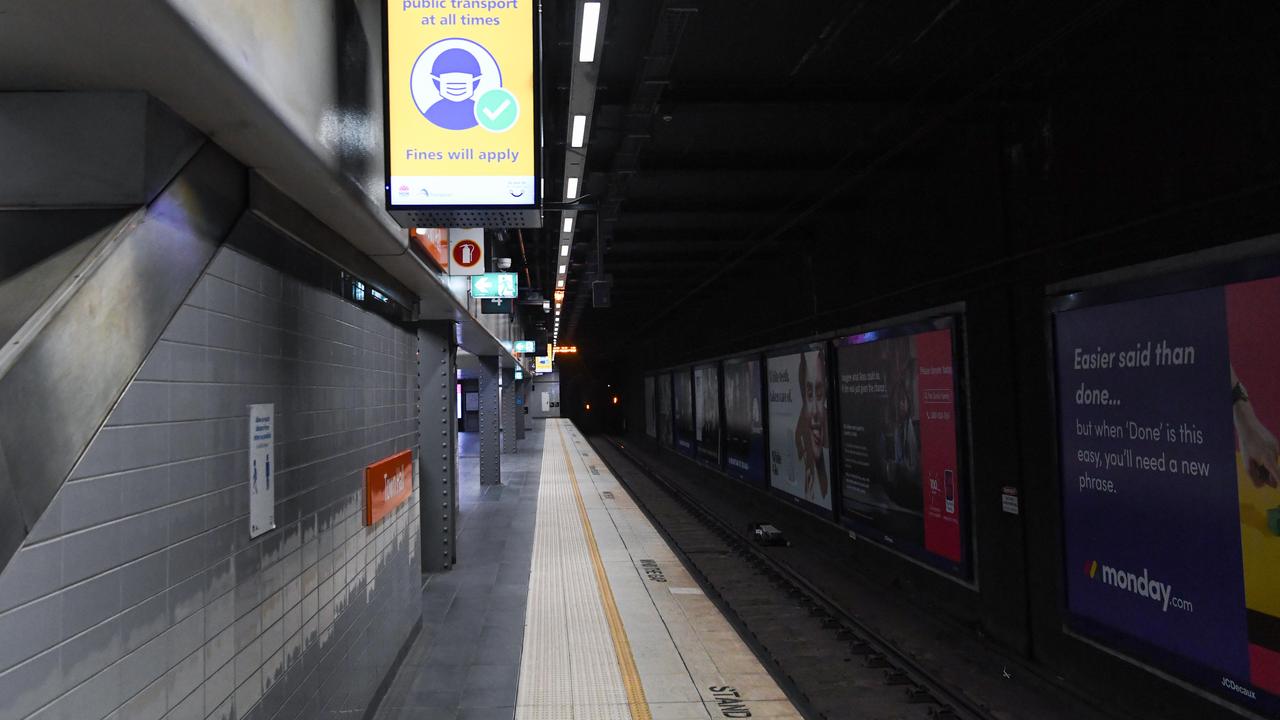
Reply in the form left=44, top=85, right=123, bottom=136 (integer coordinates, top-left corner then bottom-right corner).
left=417, top=321, right=457, bottom=572
left=478, top=355, right=502, bottom=485
left=501, top=366, right=518, bottom=454
left=523, top=380, right=532, bottom=431
left=515, top=379, right=526, bottom=440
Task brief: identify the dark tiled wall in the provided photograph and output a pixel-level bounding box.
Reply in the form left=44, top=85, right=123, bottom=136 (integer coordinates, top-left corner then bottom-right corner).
left=0, top=246, right=422, bottom=720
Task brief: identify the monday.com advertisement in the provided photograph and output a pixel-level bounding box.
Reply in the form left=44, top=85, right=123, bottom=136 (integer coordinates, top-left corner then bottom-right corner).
left=1054, top=273, right=1280, bottom=715
left=834, top=320, right=967, bottom=577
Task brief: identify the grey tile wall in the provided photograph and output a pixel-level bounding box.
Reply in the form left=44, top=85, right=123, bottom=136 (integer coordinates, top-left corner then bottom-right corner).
left=0, top=246, right=422, bottom=720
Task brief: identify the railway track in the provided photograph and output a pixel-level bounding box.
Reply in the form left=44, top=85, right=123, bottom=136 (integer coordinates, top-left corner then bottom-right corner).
left=589, top=437, right=992, bottom=720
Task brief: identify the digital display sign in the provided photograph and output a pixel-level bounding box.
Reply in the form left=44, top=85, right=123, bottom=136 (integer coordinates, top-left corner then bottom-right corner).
left=384, top=0, right=541, bottom=227
left=834, top=319, right=967, bottom=577
left=1053, top=269, right=1280, bottom=716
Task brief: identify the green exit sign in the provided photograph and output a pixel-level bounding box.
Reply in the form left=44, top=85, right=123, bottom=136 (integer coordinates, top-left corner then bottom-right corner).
left=470, top=273, right=517, bottom=299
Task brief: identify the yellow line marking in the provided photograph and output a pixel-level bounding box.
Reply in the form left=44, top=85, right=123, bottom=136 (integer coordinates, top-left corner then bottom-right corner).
left=556, top=422, right=653, bottom=720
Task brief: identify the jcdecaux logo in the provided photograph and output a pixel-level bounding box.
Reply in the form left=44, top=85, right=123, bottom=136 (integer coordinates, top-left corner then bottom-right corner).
left=1085, top=560, right=1192, bottom=613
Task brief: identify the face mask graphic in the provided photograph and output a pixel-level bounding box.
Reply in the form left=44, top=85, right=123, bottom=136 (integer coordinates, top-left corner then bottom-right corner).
left=434, top=72, right=477, bottom=101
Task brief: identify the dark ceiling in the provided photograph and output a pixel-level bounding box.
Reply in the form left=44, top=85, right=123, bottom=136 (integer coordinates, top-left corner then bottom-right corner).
left=527, top=0, right=1280, bottom=369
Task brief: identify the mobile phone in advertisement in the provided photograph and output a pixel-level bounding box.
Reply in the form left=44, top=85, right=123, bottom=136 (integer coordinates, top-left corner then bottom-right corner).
left=944, top=469, right=955, bottom=514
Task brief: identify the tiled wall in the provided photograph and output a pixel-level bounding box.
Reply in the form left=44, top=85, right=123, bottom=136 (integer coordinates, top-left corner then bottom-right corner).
left=0, top=246, right=422, bottom=720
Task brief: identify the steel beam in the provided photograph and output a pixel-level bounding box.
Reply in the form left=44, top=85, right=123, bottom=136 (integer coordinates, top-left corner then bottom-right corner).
left=417, top=321, right=457, bottom=572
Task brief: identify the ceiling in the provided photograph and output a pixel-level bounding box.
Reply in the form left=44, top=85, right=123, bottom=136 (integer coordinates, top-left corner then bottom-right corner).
left=530, top=0, right=1102, bottom=357
left=529, top=1, right=1280, bottom=372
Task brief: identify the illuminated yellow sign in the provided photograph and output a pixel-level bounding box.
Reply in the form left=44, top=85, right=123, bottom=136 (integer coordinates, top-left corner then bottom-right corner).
left=553, top=345, right=578, bottom=354
left=385, top=0, right=537, bottom=210
left=535, top=355, right=552, bottom=373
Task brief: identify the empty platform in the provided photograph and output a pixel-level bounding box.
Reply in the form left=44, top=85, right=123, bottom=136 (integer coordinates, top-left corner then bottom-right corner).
left=377, top=419, right=801, bottom=720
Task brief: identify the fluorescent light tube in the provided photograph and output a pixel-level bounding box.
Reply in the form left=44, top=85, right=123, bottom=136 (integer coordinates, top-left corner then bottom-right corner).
left=579, top=3, right=601, bottom=62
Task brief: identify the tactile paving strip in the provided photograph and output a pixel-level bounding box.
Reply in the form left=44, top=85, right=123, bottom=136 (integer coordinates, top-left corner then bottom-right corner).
left=516, top=420, right=633, bottom=719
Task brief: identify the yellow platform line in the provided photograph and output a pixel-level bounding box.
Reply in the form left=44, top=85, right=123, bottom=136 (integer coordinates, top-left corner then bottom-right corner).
left=556, top=422, right=653, bottom=720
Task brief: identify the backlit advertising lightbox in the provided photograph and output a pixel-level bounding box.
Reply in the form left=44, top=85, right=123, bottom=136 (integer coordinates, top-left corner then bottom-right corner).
left=383, top=0, right=541, bottom=227
left=645, top=376, right=656, bottom=439
left=1053, top=266, right=1280, bottom=717
left=723, top=355, right=766, bottom=486
left=834, top=318, right=968, bottom=577
left=657, top=373, right=673, bottom=448
left=673, top=368, right=696, bottom=458
left=767, top=345, right=833, bottom=511
left=694, top=363, right=721, bottom=467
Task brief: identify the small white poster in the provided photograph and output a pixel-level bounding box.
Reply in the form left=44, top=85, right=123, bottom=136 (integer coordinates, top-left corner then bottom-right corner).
left=249, top=403, right=276, bottom=538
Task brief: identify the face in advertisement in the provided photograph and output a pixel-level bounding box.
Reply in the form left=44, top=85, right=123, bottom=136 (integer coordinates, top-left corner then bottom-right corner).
left=778, top=348, right=829, bottom=504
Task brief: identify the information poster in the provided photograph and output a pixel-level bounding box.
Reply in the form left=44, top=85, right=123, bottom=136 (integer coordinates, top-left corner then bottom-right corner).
left=248, top=403, right=275, bottom=539
left=694, top=363, right=721, bottom=467
left=673, top=369, right=697, bottom=457
left=724, top=356, right=766, bottom=485
left=645, top=376, right=656, bottom=438
left=835, top=321, right=965, bottom=574
left=767, top=346, right=833, bottom=510
left=386, top=0, right=537, bottom=207
left=657, top=373, right=674, bottom=448
left=1055, top=274, right=1280, bottom=715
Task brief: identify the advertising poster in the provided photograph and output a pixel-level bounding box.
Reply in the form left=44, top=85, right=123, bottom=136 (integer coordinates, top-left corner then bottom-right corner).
left=767, top=346, right=833, bottom=511
left=248, top=404, right=275, bottom=539
left=694, top=363, right=722, bottom=467
left=673, top=369, right=697, bottom=458
left=834, top=321, right=966, bottom=575
left=724, top=356, right=766, bottom=485
left=657, top=373, right=674, bottom=448
left=385, top=0, right=537, bottom=207
left=645, top=376, right=657, bottom=438
left=1054, top=273, right=1280, bottom=715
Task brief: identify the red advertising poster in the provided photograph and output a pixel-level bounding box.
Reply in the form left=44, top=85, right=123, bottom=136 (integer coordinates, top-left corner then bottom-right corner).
left=916, top=329, right=962, bottom=562
left=835, top=318, right=968, bottom=577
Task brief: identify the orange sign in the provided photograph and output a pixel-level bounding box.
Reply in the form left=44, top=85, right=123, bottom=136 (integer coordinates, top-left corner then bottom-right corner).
left=553, top=345, right=578, bottom=354
left=364, top=450, right=413, bottom=526
left=412, top=228, right=449, bottom=271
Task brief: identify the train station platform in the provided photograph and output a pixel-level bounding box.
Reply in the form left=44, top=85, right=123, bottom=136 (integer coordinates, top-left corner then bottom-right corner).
left=375, top=419, right=800, bottom=720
